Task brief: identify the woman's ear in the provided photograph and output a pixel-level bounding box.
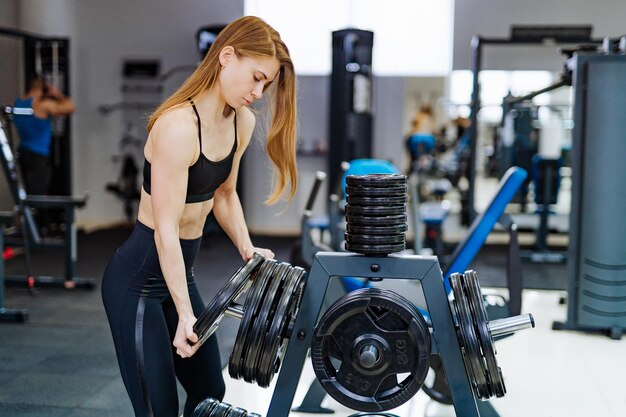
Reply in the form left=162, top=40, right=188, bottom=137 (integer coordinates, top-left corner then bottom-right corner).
left=219, top=46, right=235, bottom=67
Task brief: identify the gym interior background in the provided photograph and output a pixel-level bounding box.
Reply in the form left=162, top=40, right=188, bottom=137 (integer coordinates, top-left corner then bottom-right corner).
left=0, top=1, right=625, bottom=417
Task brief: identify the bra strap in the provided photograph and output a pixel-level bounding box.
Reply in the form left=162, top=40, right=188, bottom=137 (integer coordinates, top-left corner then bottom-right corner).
left=188, top=98, right=202, bottom=150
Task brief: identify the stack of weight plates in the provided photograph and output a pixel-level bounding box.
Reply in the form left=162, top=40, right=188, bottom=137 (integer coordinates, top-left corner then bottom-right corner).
left=344, top=174, right=408, bottom=256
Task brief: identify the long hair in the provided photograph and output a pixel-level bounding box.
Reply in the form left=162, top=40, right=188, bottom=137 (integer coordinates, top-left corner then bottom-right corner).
left=148, top=16, right=297, bottom=204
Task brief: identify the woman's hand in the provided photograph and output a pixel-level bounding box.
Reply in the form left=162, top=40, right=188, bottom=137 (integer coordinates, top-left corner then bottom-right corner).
left=242, top=247, right=275, bottom=261
left=173, top=314, right=200, bottom=358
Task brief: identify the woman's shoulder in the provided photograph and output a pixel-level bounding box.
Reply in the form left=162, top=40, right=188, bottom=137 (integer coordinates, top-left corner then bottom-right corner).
left=235, top=107, right=256, bottom=145
left=236, top=106, right=256, bottom=129
left=152, top=106, right=197, bottom=138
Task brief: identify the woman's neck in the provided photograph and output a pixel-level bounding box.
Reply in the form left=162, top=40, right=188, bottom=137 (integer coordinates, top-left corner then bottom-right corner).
left=194, top=89, right=234, bottom=123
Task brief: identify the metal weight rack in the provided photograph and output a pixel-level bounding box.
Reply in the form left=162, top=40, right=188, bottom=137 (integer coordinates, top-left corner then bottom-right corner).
left=266, top=251, right=526, bottom=417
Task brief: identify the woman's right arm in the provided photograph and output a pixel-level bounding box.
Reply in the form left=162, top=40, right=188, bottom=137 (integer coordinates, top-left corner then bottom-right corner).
left=148, top=111, right=200, bottom=357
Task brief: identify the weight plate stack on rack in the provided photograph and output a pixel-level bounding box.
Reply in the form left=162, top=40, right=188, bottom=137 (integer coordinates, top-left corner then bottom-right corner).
left=344, top=174, right=408, bottom=256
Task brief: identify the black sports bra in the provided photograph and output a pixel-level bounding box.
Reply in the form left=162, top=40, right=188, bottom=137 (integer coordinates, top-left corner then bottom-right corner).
left=143, top=99, right=238, bottom=203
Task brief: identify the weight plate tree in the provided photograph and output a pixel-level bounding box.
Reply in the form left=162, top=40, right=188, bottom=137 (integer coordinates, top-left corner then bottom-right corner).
left=190, top=252, right=534, bottom=415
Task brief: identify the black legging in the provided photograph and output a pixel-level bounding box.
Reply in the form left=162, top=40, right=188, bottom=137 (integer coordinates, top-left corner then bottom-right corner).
left=18, top=147, right=52, bottom=195
left=101, top=221, right=225, bottom=417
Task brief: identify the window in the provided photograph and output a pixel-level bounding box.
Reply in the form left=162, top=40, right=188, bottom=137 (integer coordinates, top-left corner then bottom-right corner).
left=245, top=0, right=454, bottom=76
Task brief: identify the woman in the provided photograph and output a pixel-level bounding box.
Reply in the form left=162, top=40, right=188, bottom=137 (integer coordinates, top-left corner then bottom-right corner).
left=101, top=16, right=297, bottom=417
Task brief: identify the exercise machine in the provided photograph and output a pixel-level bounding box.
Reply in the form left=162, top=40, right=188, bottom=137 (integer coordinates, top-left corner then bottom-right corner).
left=463, top=24, right=606, bottom=225
left=0, top=112, right=94, bottom=289
left=553, top=45, right=626, bottom=339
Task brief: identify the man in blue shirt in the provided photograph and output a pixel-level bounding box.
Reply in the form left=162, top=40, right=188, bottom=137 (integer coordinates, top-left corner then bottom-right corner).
left=12, top=77, right=75, bottom=195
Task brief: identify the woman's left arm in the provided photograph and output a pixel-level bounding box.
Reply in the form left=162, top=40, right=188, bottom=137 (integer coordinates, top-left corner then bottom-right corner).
left=213, top=109, right=275, bottom=261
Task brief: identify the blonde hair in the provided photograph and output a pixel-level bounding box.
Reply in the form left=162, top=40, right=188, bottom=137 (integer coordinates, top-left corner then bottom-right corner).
left=148, top=16, right=297, bottom=204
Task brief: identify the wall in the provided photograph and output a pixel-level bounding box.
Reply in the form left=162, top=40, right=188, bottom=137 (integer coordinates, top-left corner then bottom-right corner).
left=0, top=0, right=19, bottom=211
left=453, top=0, right=626, bottom=71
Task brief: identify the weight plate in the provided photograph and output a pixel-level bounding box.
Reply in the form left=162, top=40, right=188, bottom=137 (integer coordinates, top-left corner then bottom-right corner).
left=194, top=253, right=265, bottom=346
left=311, top=288, right=431, bottom=412
left=346, top=194, right=407, bottom=206
left=226, top=407, right=248, bottom=417
left=257, top=267, right=307, bottom=387
left=242, top=262, right=291, bottom=384
left=421, top=354, right=453, bottom=405
left=463, top=270, right=506, bottom=397
left=191, top=397, right=220, bottom=417
left=346, top=184, right=408, bottom=197
left=345, top=242, right=406, bottom=256
left=346, top=223, right=408, bottom=236
left=345, top=214, right=407, bottom=226
left=210, top=402, right=233, bottom=417
left=229, top=259, right=277, bottom=380
left=346, top=174, right=407, bottom=187
left=449, top=273, right=490, bottom=400
left=345, top=204, right=406, bottom=216
left=344, top=233, right=405, bottom=245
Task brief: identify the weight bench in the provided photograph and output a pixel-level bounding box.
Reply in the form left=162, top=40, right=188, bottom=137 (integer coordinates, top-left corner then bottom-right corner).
left=0, top=118, right=95, bottom=289
left=293, top=166, right=528, bottom=413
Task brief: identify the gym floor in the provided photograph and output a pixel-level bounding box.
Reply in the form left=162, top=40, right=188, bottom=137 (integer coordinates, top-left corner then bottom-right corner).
left=0, top=218, right=625, bottom=417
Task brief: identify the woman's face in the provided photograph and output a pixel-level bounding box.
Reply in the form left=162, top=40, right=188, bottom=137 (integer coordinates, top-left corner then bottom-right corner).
left=220, top=51, right=280, bottom=109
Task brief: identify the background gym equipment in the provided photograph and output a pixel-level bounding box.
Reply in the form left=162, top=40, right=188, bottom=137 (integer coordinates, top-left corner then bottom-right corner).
left=462, top=25, right=606, bottom=225
left=328, top=29, right=374, bottom=198
left=0, top=116, right=94, bottom=289
left=519, top=155, right=567, bottom=264
left=0, top=27, right=73, bottom=199
left=552, top=50, right=626, bottom=340
left=98, top=59, right=162, bottom=222
left=0, top=209, right=28, bottom=323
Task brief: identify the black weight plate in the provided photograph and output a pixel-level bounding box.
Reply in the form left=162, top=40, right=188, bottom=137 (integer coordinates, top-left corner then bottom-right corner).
left=229, top=259, right=277, bottom=380
left=421, top=354, right=453, bottom=405
left=257, top=267, right=307, bottom=387
left=191, top=397, right=220, bottom=417
left=450, top=273, right=490, bottom=400
left=346, top=174, right=407, bottom=187
left=311, top=288, right=431, bottom=412
left=345, top=242, right=405, bottom=255
left=346, top=194, right=407, bottom=206
left=345, top=213, right=407, bottom=226
left=226, top=407, right=248, bottom=417
left=464, top=270, right=506, bottom=397
left=210, top=402, right=233, bottom=417
left=345, top=204, right=406, bottom=216
left=242, top=262, right=291, bottom=384
left=346, top=184, right=408, bottom=196
left=344, top=233, right=405, bottom=245
left=194, top=253, right=265, bottom=346
left=282, top=267, right=308, bottom=339
left=346, top=223, right=408, bottom=235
